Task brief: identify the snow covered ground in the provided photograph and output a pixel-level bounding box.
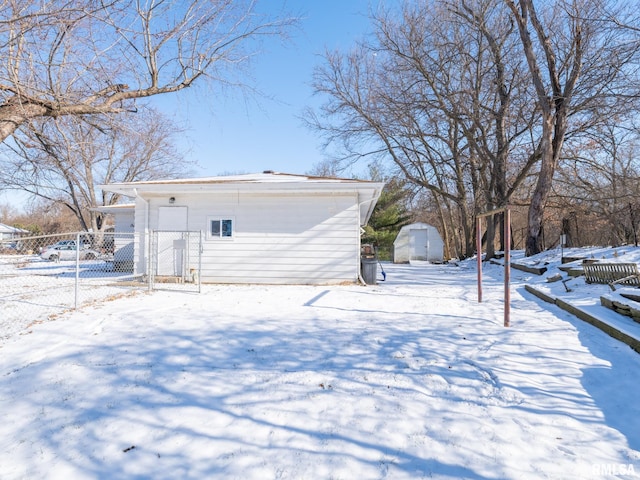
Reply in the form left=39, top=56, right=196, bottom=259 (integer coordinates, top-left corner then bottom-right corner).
left=1, top=247, right=640, bottom=479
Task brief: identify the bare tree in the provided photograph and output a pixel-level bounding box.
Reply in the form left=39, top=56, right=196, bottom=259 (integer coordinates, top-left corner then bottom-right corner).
left=554, top=121, right=640, bottom=246
left=505, top=0, right=640, bottom=255
left=0, top=202, right=19, bottom=223
left=307, top=40, right=478, bottom=258
left=308, top=0, right=640, bottom=257
left=0, top=0, right=297, bottom=142
left=447, top=0, right=539, bottom=257
left=0, top=108, right=188, bottom=231
left=307, top=0, right=535, bottom=258
left=12, top=198, right=81, bottom=235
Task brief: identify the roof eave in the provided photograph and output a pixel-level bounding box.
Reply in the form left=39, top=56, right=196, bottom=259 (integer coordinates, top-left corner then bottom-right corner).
left=100, top=181, right=385, bottom=197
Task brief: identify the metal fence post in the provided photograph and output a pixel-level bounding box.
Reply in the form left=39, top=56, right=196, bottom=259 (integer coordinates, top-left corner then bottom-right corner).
left=147, top=230, right=153, bottom=292
left=198, top=230, right=203, bottom=293
left=74, top=232, right=80, bottom=309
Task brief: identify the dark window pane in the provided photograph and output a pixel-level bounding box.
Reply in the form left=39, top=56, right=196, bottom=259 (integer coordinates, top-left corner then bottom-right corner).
left=211, top=220, right=221, bottom=237
left=222, top=219, right=233, bottom=237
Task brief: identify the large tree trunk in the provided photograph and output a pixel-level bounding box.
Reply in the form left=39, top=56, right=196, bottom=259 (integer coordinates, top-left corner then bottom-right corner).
left=526, top=99, right=569, bottom=255
left=506, top=0, right=581, bottom=256
left=525, top=116, right=554, bottom=255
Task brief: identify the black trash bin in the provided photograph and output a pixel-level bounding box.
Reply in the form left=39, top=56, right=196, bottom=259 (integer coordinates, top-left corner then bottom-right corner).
left=360, top=256, right=378, bottom=285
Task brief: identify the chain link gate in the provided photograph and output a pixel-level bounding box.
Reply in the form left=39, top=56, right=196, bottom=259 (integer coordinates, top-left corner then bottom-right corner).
left=149, top=230, right=202, bottom=292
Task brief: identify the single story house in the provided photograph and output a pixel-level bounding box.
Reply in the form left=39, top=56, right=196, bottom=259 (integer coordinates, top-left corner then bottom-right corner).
left=0, top=222, right=28, bottom=241
left=99, top=172, right=384, bottom=284
left=393, top=222, right=444, bottom=263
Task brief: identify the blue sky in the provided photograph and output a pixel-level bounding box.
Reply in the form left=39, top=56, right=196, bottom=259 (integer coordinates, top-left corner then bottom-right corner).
left=148, top=1, right=381, bottom=178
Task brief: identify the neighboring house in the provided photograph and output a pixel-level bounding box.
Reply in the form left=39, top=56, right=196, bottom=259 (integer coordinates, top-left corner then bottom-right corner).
left=393, top=222, right=444, bottom=263
left=95, top=204, right=136, bottom=233
left=99, top=172, right=384, bottom=284
left=0, top=222, right=28, bottom=241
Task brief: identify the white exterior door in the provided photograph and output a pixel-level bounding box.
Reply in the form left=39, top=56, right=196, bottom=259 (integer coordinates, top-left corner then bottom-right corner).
left=410, top=229, right=428, bottom=261
left=157, top=206, right=188, bottom=276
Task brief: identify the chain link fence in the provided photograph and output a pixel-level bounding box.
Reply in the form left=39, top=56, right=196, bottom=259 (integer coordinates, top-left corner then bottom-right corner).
left=0, top=232, right=142, bottom=342
left=0, top=230, right=202, bottom=342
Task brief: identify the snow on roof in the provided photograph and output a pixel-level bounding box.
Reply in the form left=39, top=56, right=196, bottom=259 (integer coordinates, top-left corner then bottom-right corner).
left=0, top=223, right=28, bottom=234
left=397, top=222, right=436, bottom=231
left=91, top=204, right=136, bottom=213
left=101, top=171, right=376, bottom=188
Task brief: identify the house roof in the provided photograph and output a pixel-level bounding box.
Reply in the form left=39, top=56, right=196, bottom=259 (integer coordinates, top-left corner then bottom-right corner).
left=100, top=172, right=378, bottom=189
left=99, top=172, right=385, bottom=226
left=0, top=223, right=28, bottom=234
left=91, top=204, right=136, bottom=213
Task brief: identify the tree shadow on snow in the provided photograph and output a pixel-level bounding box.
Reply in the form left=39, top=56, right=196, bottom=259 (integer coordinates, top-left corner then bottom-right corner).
left=518, top=284, right=640, bottom=453
left=570, top=317, right=640, bottom=452
left=0, top=316, right=499, bottom=479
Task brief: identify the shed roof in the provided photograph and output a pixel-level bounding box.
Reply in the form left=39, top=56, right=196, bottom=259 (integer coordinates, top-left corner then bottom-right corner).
left=398, top=222, right=433, bottom=231
left=395, top=222, right=440, bottom=233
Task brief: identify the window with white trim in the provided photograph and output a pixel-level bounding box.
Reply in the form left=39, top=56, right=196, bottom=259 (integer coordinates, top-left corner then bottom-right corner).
left=207, top=217, right=234, bottom=239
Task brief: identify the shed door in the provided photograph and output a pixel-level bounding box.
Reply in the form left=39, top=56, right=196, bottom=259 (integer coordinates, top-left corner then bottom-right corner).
left=410, top=229, right=428, bottom=261
left=157, top=207, right=188, bottom=276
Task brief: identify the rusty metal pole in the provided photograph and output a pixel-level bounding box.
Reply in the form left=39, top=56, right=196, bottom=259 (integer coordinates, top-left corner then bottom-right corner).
left=476, top=206, right=511, bottom=325
left=504, top=206, right=511, bottom=327
left=477, top=217, right=482, bottom=303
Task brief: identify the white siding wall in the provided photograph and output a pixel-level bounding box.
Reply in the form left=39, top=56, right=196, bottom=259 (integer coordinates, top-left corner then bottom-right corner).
left=144, top=191, right=361, bottom=284
left=393, top=231, right=410, bottom=263
left=112, top=210, right=135, bottom=270
left=114, top=211, right=135, bottom=233
left=133, top=197, right=148, bottom=276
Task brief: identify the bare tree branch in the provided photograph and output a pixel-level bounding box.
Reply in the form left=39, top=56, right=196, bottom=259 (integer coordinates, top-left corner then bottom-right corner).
left=0, top=107, right=190, bottom=231
left=0, top=0, right=298, bottom=141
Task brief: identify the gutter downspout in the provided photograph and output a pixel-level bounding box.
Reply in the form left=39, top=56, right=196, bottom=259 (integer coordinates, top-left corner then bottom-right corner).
left=357, top=238, right=367, bottom=285
left=133, top=188, right=151, bottom=290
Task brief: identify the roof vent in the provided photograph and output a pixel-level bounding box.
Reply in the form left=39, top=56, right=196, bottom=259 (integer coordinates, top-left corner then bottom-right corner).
left=263, top=170, right=275, bottom=174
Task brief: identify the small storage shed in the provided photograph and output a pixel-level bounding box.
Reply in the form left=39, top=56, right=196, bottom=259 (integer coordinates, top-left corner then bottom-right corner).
left=393, top=222, right=444, bottom=263
left=99, top=172, right=384, bottom=285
